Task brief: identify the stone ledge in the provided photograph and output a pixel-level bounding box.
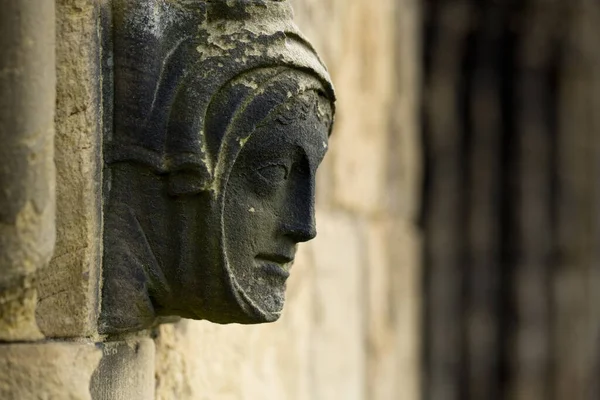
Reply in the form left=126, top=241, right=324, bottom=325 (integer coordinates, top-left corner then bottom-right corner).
left=0, top=342, right=101, bottom=400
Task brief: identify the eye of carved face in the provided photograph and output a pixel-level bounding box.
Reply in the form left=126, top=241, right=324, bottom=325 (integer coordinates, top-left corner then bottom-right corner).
left=249, top=163, right=290, bottom=193
left=255, top=164, right=289, bottom=184
left=222, top=99, right=329, bottom=319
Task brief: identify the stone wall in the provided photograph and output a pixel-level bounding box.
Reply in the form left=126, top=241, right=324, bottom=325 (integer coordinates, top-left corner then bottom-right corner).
left=154, top=0, right=422, bottom=399
left=0, top=0, right=421, bottom=398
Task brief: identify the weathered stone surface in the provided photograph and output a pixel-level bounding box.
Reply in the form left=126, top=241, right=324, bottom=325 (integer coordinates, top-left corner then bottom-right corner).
left=0, top=342, right=101, bottom=400
left=90, top=338, right=155, bottom=400
left=36, top=0, right=103, bottom=338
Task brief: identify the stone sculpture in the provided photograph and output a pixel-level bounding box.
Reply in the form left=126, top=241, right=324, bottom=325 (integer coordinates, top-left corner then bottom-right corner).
left=100, top=0, right=335, bottom=334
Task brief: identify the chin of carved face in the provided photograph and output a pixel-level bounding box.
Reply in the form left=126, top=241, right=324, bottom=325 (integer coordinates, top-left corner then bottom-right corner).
left=222, top=109, right=328, bottom=320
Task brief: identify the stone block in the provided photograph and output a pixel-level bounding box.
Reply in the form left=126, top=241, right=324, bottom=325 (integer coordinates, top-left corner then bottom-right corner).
left=329, top=0, right=396, bottom=214
left=365, top=220, right=421, bottom=400
left=36, top=0, right=103, bottom=338
left=0, top=342, right=101, bottom=400
left=310, top=210, right=366, bottom=400
left=390, top=220, right=421, bottom=400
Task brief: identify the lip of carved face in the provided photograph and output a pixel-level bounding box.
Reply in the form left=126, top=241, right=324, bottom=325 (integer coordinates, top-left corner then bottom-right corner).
left=255, top=251, right=296, bottom=278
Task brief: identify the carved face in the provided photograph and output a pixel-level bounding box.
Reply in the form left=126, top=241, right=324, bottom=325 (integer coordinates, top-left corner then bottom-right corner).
left=222, top=98, right=329, bottom=320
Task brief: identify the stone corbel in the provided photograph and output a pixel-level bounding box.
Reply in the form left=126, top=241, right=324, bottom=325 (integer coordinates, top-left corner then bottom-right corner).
left=100, top=0, right=335, bottom=334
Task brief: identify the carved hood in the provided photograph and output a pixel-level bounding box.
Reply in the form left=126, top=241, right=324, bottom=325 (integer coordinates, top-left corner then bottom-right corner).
left=107, top=0, right=335, bottom=191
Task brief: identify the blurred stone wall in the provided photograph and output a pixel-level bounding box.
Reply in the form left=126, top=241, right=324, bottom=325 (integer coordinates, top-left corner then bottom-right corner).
left=422, top=1, right=600, bottom=399
left=153, top=1, right=422, bottom=399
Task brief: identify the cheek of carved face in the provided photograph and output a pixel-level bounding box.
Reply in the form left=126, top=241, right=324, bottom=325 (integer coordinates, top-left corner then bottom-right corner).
left=223, top=112, right=328, bottom=318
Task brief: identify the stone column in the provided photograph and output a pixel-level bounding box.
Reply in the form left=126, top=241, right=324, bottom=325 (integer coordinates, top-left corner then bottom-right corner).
left=0, top=0, right=56, bottom=341
left=0, top=4, right=103, bottom=400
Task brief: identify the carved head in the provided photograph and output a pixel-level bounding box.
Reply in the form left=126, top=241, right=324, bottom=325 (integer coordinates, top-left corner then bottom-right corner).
left=205, top=71, right=333, bottom=322
left=101, top=0, right=334, bottom=332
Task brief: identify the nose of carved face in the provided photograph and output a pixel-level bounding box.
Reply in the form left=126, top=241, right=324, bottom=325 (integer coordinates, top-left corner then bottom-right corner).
left=254, top=181, right=317, bottom=280
left=280, top=206, right=317, bottom=244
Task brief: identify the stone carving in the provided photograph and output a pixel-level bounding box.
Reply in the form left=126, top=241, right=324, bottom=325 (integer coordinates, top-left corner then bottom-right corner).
left=100, top=0, right=335, bottom=334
